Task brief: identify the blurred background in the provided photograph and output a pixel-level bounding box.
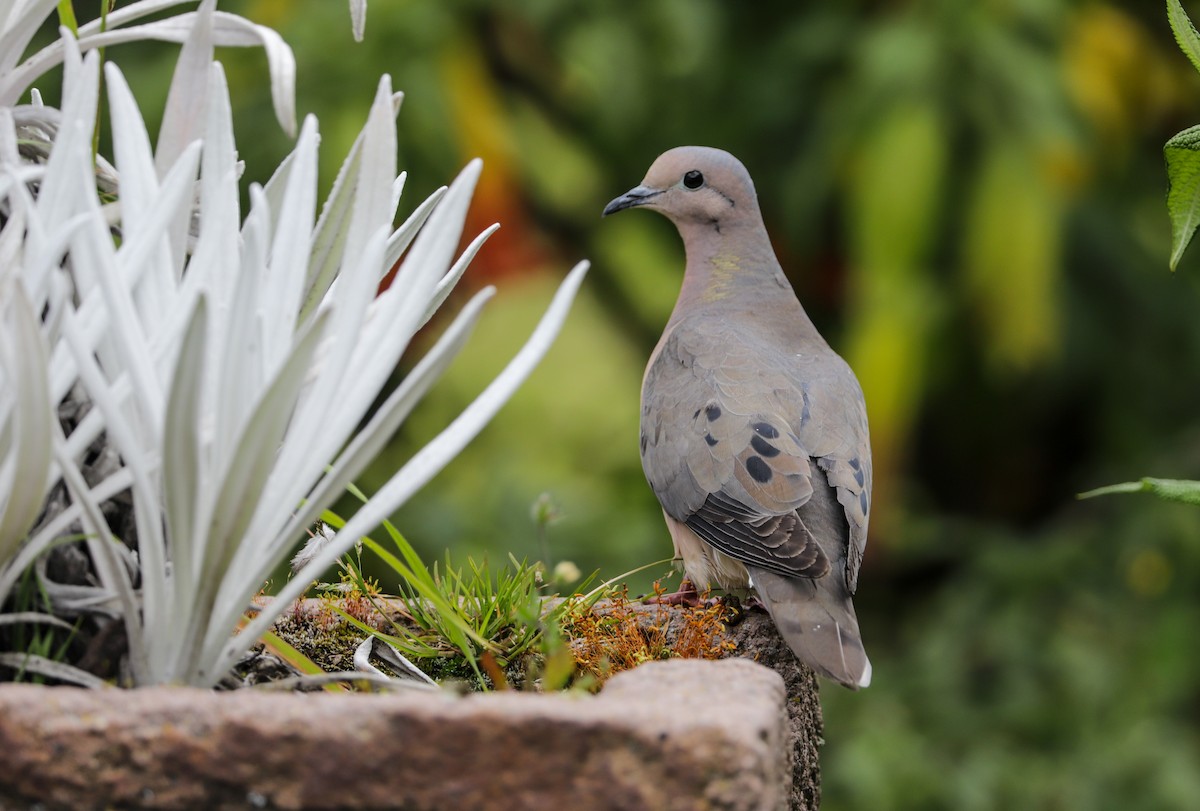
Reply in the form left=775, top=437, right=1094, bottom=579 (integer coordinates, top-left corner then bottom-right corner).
left=35, top=1, right=1200, bottom=808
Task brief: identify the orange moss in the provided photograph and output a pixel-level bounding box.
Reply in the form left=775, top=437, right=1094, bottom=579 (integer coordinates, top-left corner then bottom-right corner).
left=564, top=583, right=736, bottom=688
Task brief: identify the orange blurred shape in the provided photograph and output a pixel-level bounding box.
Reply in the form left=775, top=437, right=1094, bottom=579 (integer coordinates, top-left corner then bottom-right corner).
left=379, top=36, right=549, bottom=297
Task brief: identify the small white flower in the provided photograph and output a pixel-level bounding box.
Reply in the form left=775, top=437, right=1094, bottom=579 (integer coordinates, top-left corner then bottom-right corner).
left=553, top=560, right=582, bottom=584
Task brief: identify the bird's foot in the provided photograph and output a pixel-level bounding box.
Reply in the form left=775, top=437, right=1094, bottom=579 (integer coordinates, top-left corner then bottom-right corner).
left=719, top=595, right=769, bottom=625
left=645, top=578, right=703, bottom=607
left=717, top=594, right=746, bottom=625
left=743, top=595, right=767, bottom=613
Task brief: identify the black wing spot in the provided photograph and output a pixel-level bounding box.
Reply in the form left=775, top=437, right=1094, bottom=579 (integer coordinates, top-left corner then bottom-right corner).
left=800, top=390, right=811, bottom=425
left=640, top=434, right=648, bottom=453
left=745, top=456, right=772, bottom=483
left=848, top=457, right=861, bottom=471
left=704, top=433, right=718, bottom=447
left=705, top=404, right=722, bottom=422
left=693, top=407, right=702, bottom=420
left=751, top=422, right=779, bottom=439
left=853, top=466, right=865, bottom=487
left=859, top=491, right=868, bottom=513
left=750, top=435, right=780, bottom=457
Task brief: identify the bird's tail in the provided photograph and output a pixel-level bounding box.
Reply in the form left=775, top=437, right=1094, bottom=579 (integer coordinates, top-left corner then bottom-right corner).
left=747, top=565, right=871, bottom=690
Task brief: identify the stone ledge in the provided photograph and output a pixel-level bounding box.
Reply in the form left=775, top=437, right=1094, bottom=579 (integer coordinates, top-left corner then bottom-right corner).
left=0, top=658, right=789, bottom=811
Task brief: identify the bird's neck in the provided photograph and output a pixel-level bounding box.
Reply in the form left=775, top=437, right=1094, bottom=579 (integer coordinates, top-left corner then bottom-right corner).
left=673, top=219, right=794, bottom=314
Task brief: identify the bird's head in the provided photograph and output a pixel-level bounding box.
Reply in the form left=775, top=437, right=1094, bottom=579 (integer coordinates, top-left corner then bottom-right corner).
left=603, top=146, right=762, bottom=233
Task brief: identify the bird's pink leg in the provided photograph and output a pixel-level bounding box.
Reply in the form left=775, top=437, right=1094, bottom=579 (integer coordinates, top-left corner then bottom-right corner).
left=644, top=577, right=703, bottom=607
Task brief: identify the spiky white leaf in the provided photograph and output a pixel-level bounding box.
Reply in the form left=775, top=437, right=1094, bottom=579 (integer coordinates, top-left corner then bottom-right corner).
left=349, top=0, right=367, bottom=42
left=230, top=261, right=590, bottom=673
left=0, top=653, right=109, bottom=688
left=2, top=6, right=296, bottom=136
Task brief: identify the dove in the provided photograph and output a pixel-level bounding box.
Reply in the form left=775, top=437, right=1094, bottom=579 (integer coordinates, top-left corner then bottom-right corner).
left=603, top=146, right=872, bottom=689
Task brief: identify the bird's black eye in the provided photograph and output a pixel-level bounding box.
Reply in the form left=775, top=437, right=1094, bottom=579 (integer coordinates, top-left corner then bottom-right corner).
left=683, top=170, right=704, bottom=190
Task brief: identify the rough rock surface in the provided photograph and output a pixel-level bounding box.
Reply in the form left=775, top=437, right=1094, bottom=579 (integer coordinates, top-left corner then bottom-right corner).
left=610, top=601, right=823, bottom=811
left=269, top=595, right=824, bottom=809
left=727, top=608, right=824, bottom=811
left=0, top=658, right=791, bottom=811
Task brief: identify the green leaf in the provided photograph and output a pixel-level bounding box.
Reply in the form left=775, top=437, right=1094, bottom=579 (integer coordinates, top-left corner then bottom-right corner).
left=1168, top=0, right=1200, bottom=77
left=1078, top=477, right=1200, bottom=506
left=1165, top=124, right=1200, bottom=270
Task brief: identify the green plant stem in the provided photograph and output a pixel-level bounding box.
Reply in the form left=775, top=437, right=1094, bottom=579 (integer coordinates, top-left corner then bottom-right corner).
left=91, top=1, right=115, bottom=159
left=55, top=1, right=79, bottom=32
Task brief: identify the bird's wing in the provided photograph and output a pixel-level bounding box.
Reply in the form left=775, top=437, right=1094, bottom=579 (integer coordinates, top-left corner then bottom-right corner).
left=791, top=350, right=872, bottom=595
left=642, top=320, right=871, bottom=582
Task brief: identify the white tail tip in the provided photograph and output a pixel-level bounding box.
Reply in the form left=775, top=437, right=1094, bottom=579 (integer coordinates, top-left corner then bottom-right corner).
left=856, top=656, right=873, bottom=689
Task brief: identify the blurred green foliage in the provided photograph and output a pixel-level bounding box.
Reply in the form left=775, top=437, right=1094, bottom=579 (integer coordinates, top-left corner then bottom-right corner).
left=823, top=495, right=1200, bottom=810
left=30, top=0, right=1200, bottom=807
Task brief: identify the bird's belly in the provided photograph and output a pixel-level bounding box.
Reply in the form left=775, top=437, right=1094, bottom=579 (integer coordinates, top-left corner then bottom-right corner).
left=663, top=510, right=751, bottom=593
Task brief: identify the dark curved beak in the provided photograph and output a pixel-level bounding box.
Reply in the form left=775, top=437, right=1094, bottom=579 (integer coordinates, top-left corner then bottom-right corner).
left=602, top=185, right=663, bottom=217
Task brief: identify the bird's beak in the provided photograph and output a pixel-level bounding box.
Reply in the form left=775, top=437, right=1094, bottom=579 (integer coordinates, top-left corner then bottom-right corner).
left=602, top=185, right=663, bottom=217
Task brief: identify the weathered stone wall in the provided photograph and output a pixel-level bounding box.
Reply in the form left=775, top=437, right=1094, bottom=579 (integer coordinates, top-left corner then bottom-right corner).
left=0, top=600, right=825, bottom=810
left=722, top=606, right=824, bottom=811
left=0, top=658, right=795, bottom=811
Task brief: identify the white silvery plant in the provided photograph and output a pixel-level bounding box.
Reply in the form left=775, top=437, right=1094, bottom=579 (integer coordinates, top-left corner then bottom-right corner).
left=0, top=2, right=588, bottom=687
left=0, top=0, right=297, bottom=135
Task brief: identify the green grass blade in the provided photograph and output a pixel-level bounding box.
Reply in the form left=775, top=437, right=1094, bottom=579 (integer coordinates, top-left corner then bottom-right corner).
left=359, top=536, right=488, bottom=648
left=327, top=604, right=439, bottom=660
left=575, top=557, right=677, bottom=607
